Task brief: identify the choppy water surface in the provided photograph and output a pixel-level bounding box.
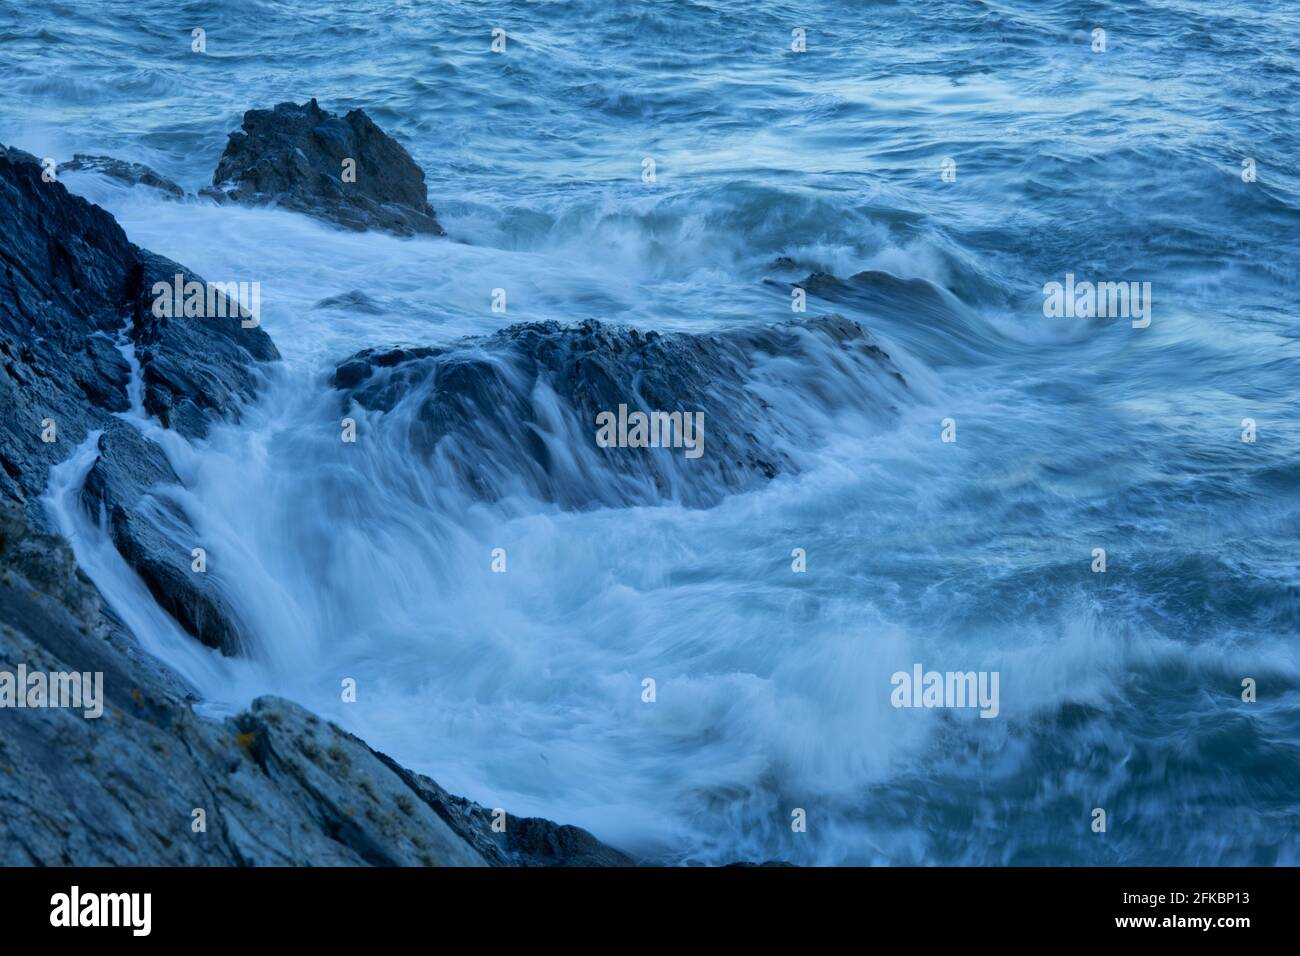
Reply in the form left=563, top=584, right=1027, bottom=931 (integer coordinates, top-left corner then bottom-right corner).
left=4, top=0, right=1299, bottom=864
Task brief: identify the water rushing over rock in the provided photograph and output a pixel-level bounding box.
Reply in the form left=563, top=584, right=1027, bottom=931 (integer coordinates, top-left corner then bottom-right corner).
left=334, top=316, right=907, bottom=509
left=60, top=154, right=185, bottom=200
left=4, top=0, right=1298, bottom=868
left=0, top=142, right=626, bottom=866
left=0, top=144, right=275, bottom=656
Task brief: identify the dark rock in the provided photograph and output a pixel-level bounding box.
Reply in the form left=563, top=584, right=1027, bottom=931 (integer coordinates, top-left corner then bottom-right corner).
left=772, top=269, right=950, bottom=305
left=129, top=248, right=279, bottom=437
left=316, top=289, right=386, bottom=314
left=60, top=154, right=185, bottom=199
left=0, top=504, right=626, bottom=865
left=80, top=422, right=246, bottom=656
left=723, top=860, right=797, bottom=867
left=333, top=316, right=907, bottom=509
left=0, top=145, right=141, bottom=514
left=0, top=505, right=483, bottom=865
left=373, top=751, right=634, bottom=867
left=204, top=99, right=445, bottom=237
left=333, top=344, right=443, bottom=390
left=0, top=143, right=130, bottom=509
left=0, top=144, right=275, bottom=655
left=837, top=269, right=948, bottom=303
left=77, top=334, right=132, bottom=411
left=789, top=270, right=848, bottom=296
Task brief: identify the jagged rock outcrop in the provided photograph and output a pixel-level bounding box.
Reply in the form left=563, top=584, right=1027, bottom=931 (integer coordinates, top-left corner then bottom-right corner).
left=60, top=154, right=185, bottom=199
left=332, top=316, right=908, bottom=509
left=0, top=145, right=277, bottom=502
left=373, top=752, right=632, bottom=866
left=0, top=145, right=275, bottom=656
left=203, top=99, right=445, bottom=237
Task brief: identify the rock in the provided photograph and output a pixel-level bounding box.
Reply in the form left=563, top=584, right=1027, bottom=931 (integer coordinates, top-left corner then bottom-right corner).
left=224, top=698, right=487, bottom=866
left=316, top=289, right=386, bottom=314
left=0, top=502, right=477, bottom=865
left=784, top=269, right=950, bottom=305
left=203, top=99, right=445, bottom=237
left=770, top=268, right=1002, bottom=365
left=372, top=751, right=633, bottom=867
left=0, top=502, right=628, bottom=866
left=0, top=144, right=275, bottom=654
left=129, top=248, right=279, bottom=438
left=0, top=144, right=138, bottom=517
left=333, top=316, right=907, bottom=509
left=80, top=422, right=247, bottom=655
left=0, top=144, right=277, bottom=494
left=724, top=860, right=797, bottom=867
left=60, top=154, right=185, bottom=199
left=769, top=269, right=956, bottom=320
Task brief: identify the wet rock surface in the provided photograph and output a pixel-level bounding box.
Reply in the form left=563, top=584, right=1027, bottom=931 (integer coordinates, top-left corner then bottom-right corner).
left=0, top=145, right=277, bottom=510
left=0, top=503, right=625, bottom=866
left=0, top=505, right=479, bottom=865
left=60, top=154, right=185, bottom=199
left=79, top=421, right=248, bottom=656
left=0, top=145, right=275, bottom=655
left=334, top=316, right=908, bottom=509
left=203, top=99, right=445, bottom=237
left=373, top=751, right=633, bottom=867
left=770, top=268, right=952, bottom=309
left=315, top=289, right=387, bottom=314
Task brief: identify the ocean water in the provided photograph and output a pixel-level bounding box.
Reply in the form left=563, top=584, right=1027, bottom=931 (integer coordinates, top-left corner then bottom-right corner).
left=4, top=0, right=1299, bottom=864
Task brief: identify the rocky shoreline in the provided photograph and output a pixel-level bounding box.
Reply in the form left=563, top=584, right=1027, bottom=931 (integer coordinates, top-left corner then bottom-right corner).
left=0, top=111, right=626, bottom=865
left=2, top=100, right=905, bottom=866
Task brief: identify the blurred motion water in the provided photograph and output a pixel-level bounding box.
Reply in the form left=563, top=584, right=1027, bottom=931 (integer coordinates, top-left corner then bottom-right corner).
left=4, top=0, right=1299, bottom=864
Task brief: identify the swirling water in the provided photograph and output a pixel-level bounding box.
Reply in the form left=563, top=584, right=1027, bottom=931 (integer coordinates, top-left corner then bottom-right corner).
left=3, top=0, right=1299, bottom=864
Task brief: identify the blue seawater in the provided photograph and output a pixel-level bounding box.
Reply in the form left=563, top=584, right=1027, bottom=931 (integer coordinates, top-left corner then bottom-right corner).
left=3, top=0, right=1298, bottom=864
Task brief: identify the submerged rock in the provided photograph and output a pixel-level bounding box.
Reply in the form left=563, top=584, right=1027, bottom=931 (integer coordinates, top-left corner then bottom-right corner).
left=316, top=289, right=387, bottom=314
left=771, top=268, right=1009, bottom=366
left=769, top=270, right=956, bottom=319
left=780, top=269, right=951, bottom=305
left=203, top=98, right=446, bottom=237
left=333, top=316, right=908, bottom=509
left=60, top=154, right=185, bottom=199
